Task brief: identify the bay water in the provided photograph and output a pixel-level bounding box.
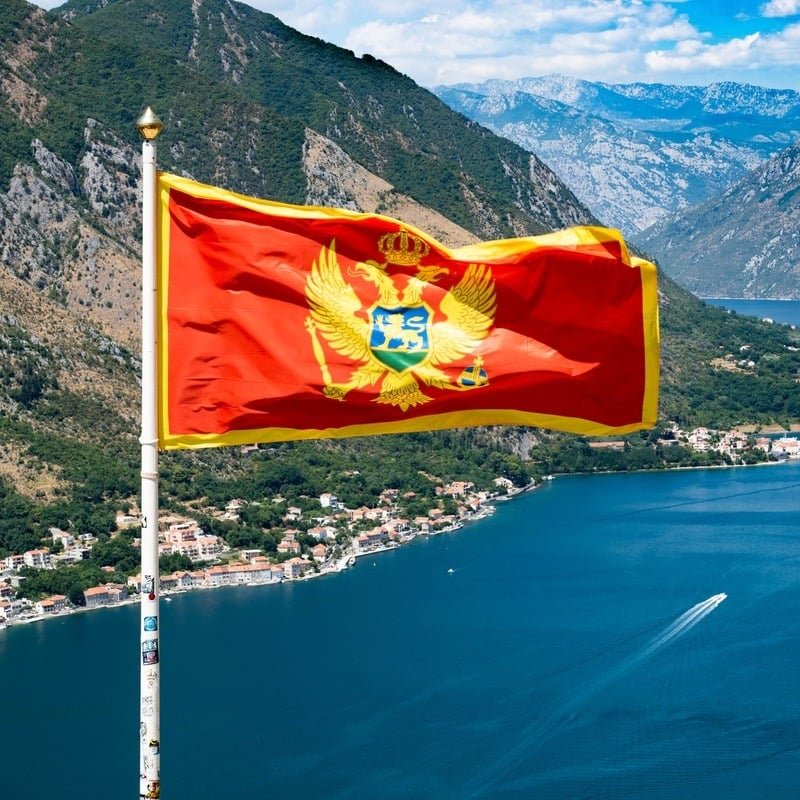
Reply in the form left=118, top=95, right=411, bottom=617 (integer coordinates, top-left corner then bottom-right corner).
left=2, top=461, right=799, bottom=799
left=702, top=298, right=800, bottom=327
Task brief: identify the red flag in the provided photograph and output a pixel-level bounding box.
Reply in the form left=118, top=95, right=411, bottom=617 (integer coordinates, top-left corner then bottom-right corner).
left=157, top=173, right=659, bottom=450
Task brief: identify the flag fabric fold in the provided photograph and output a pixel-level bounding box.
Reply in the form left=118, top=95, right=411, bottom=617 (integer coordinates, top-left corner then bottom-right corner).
left=156, top=173, right=659, bottom=450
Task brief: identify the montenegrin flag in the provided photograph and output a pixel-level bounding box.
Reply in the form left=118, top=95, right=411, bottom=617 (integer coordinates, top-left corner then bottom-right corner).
left=156, top=173, right=659, bottom=450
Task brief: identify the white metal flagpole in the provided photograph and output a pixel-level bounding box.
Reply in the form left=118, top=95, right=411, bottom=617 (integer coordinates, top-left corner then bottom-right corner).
left=136, top=106, right=163, bottom=800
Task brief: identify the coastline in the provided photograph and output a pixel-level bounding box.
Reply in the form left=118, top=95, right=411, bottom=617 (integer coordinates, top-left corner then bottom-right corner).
left=0, top=483, right=532, bottom=632
left=4, top=455, right=797, bottom=634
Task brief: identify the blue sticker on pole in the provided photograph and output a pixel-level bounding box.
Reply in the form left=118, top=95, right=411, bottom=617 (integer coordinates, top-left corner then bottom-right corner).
left=144, top=616, right=158, bottom=632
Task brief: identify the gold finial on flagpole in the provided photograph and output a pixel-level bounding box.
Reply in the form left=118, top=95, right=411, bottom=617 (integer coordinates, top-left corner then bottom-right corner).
left=136, top=106, right=163, bottom=140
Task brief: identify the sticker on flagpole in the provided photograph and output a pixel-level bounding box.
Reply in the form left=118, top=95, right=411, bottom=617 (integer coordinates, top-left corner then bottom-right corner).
left=142, top=639, right=159, bottom=665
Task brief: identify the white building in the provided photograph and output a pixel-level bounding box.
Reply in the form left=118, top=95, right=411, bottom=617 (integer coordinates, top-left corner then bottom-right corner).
left=35, top=595, right=67, bottom=614
left=319, top=492, right=338, bottom=508
left=687, top=428, right=715, bottom=452
left=283, top=557, right=312, bottom=579
left=773, top=437, right=800, bottom=458
left=23, top=549, right=52, bottom=569
left=4, top=554, right=25, bottom=571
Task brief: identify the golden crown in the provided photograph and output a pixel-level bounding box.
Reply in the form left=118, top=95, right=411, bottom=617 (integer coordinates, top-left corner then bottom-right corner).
left=377, top=230, right=430, bottom=266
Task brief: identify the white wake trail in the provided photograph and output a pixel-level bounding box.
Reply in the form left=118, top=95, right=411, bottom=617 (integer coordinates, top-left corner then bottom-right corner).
left=462, top=592, right=729, bottom=799
left=642, top=593, right=727, bottom=656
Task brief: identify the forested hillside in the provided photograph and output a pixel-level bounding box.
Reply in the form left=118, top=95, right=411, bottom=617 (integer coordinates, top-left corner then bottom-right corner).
left=1, top=0, right=799, bottom=569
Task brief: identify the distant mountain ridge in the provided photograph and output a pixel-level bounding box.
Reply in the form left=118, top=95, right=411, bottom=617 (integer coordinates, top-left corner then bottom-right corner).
left=479, top=76, right=800, bottom=142
left=434, top=74, right=800, bottom=235
left=634, top=141, right=800, bottom=299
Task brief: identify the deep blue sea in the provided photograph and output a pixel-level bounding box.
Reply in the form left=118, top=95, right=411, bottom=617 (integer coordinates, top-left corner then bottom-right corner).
left=1, top=461, right=799, bottom=799
left=702, top=298, right=800, bottom=327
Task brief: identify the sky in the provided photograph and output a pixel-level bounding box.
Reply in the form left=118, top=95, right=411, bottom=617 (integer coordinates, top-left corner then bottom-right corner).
left=31, top=0, right=800, bottom=89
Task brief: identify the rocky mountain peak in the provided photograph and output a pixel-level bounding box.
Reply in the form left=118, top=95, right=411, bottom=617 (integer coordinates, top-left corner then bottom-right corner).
left=635, top=140, right=800, bottom=298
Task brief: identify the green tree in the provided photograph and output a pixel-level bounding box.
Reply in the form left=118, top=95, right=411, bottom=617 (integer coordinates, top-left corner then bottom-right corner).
left=159, top=552, right=194, bottom=573
left=90, top=535, right=138, bottom=574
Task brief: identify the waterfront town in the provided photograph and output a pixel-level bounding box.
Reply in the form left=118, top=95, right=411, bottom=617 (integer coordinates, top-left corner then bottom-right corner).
left=0, top=476, right=506, bottom=627
left=1, top=426, right=798, bottom=629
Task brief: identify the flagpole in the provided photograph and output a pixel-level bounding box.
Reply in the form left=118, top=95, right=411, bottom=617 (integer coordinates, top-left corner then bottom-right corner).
left=137, top=106, right=163, bottom=800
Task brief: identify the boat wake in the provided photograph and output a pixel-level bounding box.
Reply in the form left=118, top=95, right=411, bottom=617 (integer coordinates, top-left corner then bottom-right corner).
left=642, top=593, right=727, bottom=657
left=462, top=592, right=728, bottom=799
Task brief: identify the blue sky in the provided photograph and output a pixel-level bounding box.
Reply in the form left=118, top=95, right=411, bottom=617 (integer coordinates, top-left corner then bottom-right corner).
left=32, top=0, right=800, bottom=89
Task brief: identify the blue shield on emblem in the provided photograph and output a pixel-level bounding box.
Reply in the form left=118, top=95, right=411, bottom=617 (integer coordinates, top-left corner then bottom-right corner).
left=369, top=305, right=431, bottom=373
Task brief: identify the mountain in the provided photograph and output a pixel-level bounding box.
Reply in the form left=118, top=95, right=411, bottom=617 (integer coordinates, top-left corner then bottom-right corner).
left=634, top=141, right=800, bottom=299
left=0, top=0, right=597, bottom=351
left=433, top=75, right=800, bottom=235
left=56, top=0, right=593, bottom=240
left=1, top=0, right=799, bottom=537
left=0, top=0, right=594, bottom=519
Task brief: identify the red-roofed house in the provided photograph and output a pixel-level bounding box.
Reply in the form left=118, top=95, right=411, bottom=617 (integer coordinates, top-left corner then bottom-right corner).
left=84, top=583, right=128, bottom=608
left=36, top=595, right=67, bottom=614
left=283, top=557, right=312, bottom=579
left=311, top=543, right=328, bottom=561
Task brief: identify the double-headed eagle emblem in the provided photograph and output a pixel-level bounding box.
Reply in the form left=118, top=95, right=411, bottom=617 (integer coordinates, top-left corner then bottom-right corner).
left=304, top=230, right=496, bottom=412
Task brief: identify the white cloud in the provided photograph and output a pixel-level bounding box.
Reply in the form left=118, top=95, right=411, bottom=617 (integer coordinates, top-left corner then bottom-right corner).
left=341, top=1, right=707, bottom=85
left=646, top=32, right=762, bottom=71
left=26, top=0, right=800, bottom=89
left=332, top=1, right=800, bottom=88
left=260, top=0, right=353, bottom=33
left=646, top=22, right=800, bottom=73
left=760, top=0, right=800, bottom=18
